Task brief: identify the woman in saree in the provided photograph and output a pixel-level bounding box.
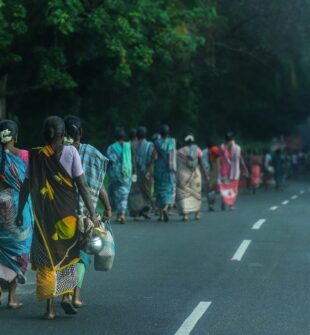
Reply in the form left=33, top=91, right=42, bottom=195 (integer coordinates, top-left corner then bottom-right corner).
left=64, top=115, right=112, bottom=308
left=206, top=140, right=220, bottom=211
left=107, top=128, right=134, bottom=224
left=16, top=116, right=99, bottom=319
left=176, top=135, right=208, bottom=221
left=0, top=120, right=33, bottom=309
left=250, top=150, right=262, bottom=194
left=154, top=124, right=177, bottom=222
left=218, top=132, right=248, bottom=210
left=273, top=149, right=285, bottom=191
left=128, top=127, right=156, bottom=220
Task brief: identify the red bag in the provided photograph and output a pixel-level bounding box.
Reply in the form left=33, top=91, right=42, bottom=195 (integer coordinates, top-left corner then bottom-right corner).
left=218, top=181, right=239, bottom=206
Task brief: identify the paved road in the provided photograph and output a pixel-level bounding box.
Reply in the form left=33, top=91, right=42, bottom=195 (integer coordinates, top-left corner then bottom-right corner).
left=1, top=181, right=310, bottom=335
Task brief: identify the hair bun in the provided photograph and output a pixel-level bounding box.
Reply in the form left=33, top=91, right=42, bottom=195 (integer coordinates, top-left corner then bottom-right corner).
left=0, top=129, right=13, bottom=144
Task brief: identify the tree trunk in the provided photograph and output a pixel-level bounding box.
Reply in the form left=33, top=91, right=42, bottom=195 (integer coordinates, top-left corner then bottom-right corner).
left=0, top=74, right=8, bottom=119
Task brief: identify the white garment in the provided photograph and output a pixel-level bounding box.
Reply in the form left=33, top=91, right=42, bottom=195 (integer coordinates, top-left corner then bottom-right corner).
left=0, top=264, right=17, bottom=283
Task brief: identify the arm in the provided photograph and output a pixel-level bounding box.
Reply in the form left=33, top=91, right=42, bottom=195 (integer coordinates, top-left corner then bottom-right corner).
left=16, top=178, right=30, bottom=226
left=75, top=175, right=100, bottom=226
left=240, top=154, right=249, bottom=176
left=99, top=186, right=112, bottom=218
left=198, top=156, right=209, bottom=183
left=131, top=145, right=137, bottom=176
left=145, top=149, right=157, bottom=180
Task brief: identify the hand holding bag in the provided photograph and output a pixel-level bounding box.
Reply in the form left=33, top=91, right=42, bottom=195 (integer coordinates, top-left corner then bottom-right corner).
left=78, top=216, right=94, bottom=249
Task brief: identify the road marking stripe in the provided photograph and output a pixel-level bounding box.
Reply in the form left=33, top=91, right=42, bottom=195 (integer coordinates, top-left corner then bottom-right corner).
left=300, top=190, right=305, bottom=195
left=269, top=206, right=278, bottom=211
left=291, top=195, right=298, bottom=200
left=175, top=302, right=212, bottom=335
left=252, top=219, right=266, bottom=230
left=282, top=200, right=289, bottom=205
left=231, top=240, right=251, bottom=261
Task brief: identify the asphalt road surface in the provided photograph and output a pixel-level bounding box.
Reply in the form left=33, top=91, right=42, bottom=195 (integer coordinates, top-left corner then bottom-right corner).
left=1, top=180, right=310, bottom=335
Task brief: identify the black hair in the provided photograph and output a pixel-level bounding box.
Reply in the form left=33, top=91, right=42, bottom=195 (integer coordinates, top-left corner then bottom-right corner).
left=225, top=131, right=234, bottom=142
left=137, top=126, right=147, bottom=140
left=0, top=120, right=18, bottom=179
left=43, top=116, right=65, bottom=144
left=129, top=128, right=137, bottom=141
left=64, top=115, right=82, bottom=142
left=160, top=124, right=170, bottom=137
left=115, top=127, right=126, bottom=141
left=205, top=136, right=216, bottom=148
left=152, top=133, right=161, bottom=142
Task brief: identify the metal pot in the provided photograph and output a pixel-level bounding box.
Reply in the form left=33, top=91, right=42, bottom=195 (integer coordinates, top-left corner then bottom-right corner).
left=84, top=235, right=103, bottom=255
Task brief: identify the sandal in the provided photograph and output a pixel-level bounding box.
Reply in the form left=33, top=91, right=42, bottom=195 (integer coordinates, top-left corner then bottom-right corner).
left=72, top=301, right=86, bottom=309
left=183, top=214, right=189, bottom=222
left=7, top=302, right=23, bottom=310
left=163, top=210, right=169, bottom=222
left=116, top=217, right=125, bottom=224
left=42, top=312, right=57, bottom=320
left=142, top=213, right=151, bottom=220
left=61, top=300, right=77, bottom=315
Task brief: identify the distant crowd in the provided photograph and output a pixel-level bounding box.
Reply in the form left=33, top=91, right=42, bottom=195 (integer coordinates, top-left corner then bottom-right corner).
left=241, top=148, right=309, bottom=194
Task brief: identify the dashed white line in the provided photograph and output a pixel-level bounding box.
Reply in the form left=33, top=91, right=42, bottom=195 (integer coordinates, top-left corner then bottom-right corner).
left=282, top=200, right=289, bottom=205
left=300, top=190, right=305, bottom=195
left=291, top=195, right=298, bottom=200
left=231, top=240, right=252, bottom=261
left=269, top=206, right=278, bottom=211
left=252, top=219, right=266, bottom=230
left=175, top=302, right=212, bottom=335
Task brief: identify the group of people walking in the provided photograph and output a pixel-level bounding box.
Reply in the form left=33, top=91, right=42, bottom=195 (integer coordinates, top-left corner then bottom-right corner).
left=0, top=116, right=247, bottom=320
left=0, top=116, right=111, bottom=319
left=106, top=126, right=246, bottom=222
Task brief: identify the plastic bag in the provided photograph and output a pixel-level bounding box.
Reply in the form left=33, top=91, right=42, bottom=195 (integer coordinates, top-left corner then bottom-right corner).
left=94, top=219, right=115, bottom=271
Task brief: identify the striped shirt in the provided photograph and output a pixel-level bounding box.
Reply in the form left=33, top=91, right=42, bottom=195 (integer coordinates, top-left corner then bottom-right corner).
left=77, top=143, right=109, bottom=215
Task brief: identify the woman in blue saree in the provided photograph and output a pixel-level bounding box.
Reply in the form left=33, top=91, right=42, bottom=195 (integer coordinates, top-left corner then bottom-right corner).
left=128, top=127, right=156, bottom=220
left=107, top=128, right=133, bottom=223
left=0, top=120, right=33, bottom=309
left=154, top=125, right=177, bottom=222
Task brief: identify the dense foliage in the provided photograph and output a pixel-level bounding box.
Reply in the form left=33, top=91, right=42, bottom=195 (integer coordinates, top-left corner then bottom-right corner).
left=0, top=0, right=309, bottom=148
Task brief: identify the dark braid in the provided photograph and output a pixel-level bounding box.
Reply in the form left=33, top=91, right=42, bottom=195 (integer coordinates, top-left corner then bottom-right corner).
left=0, top=143, right=6, bottom=180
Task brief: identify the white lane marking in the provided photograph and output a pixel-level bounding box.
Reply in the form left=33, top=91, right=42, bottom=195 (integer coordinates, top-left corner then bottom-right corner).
left=252, top=219, right=266, bottom=230
left=269, top=206, right=278, bottom=211
left=282, top=200, right=289, bottom=205
left=231, top=240, right=252, bottom=261
left=300, top=190, right=305, bottom=195
left=291, top=195, right=298, bottom=200
left=175, top=302, right=212, bottom=335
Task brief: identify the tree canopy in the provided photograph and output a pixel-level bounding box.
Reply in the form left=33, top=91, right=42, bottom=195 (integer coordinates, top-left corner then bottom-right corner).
left=0, top=0, right=309, bottom=147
